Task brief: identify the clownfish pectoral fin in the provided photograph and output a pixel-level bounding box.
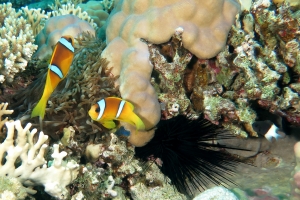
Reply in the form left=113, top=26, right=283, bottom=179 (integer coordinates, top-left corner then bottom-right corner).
left=101, top=120, right=117, bottom=129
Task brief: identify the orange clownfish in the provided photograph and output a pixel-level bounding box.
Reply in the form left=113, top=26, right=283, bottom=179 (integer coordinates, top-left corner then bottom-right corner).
left=88, top=97, right=145, bottom=131
left=31, top=35, right=75, bottom=119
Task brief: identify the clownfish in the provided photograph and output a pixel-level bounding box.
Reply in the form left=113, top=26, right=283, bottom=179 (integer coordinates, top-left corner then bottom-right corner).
left=88, top=97, right=145, bottom=131
left=31, top=35, right=75, bottom=119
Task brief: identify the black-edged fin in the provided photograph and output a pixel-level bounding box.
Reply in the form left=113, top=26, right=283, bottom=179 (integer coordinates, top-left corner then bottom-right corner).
left=252, top=120, right=285, bottom=142
left=252, top=120, right=274, bottom=136
left=59, top=37, right=74, bottom=53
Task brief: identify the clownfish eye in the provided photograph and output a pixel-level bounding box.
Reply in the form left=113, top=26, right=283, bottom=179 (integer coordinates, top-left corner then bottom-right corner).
left=66, top=37, right=72, bottom=43
left=95, top=107, right=100, bottom=113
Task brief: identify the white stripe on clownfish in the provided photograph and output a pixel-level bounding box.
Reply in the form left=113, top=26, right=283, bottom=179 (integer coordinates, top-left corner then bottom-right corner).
left=49, top=64, right=64, bottom=79
left=116, top=100, right=126, bottom=118
left=97, top=99, right=106, bottom=120
left=59, top=37, right=75, bottom=53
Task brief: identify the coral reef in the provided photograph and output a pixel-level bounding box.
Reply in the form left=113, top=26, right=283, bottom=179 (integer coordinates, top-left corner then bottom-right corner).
left=0, top=3, right=38, bottom=83
left=0, top=108, right=79, bottom=199
left=272, top=0, right=300, bottom=9
left=2, top=0, right=300, bottom=199
left=0, top=103, right=13, bottom=135
left=183, top=0, right=300, bottom=136
left=74, top=132, right=186, bottom=199
left=149, top=28, right=192, bottom=119
left=101, top=0, right=240, bottom=133
left=5, top=32, right=190, bottom=198
left=12, top=34, right=118, bottom=136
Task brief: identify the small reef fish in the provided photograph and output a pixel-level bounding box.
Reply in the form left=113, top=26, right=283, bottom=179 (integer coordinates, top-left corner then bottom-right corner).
left=88, top=97, right=145, bottom=131
left=31, top=35, right=75, bottom=119
left=252, top=121, right=285, bottom=142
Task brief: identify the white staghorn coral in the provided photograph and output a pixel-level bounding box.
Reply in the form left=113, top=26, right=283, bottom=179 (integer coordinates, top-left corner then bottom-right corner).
left=0, top=103, right=13, bottom=134
left=0, top=107, right=79, bottom=199
left=0, top=3, right=38, bottom=83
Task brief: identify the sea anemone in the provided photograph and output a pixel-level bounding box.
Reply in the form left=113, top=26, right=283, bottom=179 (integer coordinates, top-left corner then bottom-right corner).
left=135, top=115, right=242, bottom=197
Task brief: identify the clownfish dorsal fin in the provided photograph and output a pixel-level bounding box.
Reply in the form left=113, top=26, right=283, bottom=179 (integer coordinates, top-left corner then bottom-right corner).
left=108, top=97, right=135, bottom=110
left=126, top=101, right=134, bottom=110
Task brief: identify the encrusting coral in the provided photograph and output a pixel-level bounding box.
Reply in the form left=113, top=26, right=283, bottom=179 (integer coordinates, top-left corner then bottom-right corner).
left=0, top=103, right=79, bottom=199
left=180, top=0, right=300, bottom=137
left=101, top=0, right=241, bottom=140
left=149, top=28, right=192, bottom=119
left=0, top=3, right=37, bottom=83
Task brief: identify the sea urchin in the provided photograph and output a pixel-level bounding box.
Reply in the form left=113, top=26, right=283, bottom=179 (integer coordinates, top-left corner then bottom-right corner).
left=135, top=115, right=243, bottom=197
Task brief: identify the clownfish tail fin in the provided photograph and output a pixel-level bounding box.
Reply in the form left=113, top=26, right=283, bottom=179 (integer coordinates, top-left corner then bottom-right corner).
left=31, top=98, right=47, bottom=119
left=132, top=114, right=145, bottom=131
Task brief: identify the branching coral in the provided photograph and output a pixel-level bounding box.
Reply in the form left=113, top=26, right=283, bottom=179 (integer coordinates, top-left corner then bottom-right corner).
left=49, top=0, right=85, bottom=9
left=0, top=3, right=38, bottom=83
left=22, top=6, right=51, bottom=36
left=0, top=103, right=13, bottom=135
left=50, top=3, right=97, bottom=29
left=0, top=108, right=79, bottom=199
